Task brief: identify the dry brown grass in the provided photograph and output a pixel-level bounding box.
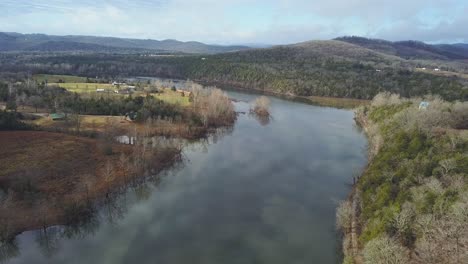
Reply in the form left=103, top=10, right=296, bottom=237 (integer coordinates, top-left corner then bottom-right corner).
left=306, top=96, right=370, bottom=109
left=0, top=131, right=180, bottom=238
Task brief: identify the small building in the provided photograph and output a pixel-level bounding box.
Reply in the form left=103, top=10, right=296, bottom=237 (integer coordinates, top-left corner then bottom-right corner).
left=126, top=86, right=136, bottom=92
left=125, top=112, right=137, bottom=121
left=116, top=88, right=132, bottom=94
left=96, top=88, right=105, bottom=92
left=176, top=89, right=192, bottom=97
left=434, top=68, right=440, bottom=71
left=50, top=113, right=66, bottom=121
left=419, top=101, right=429, bottom=110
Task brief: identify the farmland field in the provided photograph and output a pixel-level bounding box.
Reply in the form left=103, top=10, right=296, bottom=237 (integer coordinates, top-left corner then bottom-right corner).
left=51, top=82, right=191, bottom=106
left=151, top=89, right=191, bottom=106
left=50, top=82, right=114, bottom=93
left=33, top=74, right=91, bottom=83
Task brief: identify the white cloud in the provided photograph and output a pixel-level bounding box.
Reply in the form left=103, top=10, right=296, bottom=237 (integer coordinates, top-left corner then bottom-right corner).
left=0, top=0, right=467, bottom=44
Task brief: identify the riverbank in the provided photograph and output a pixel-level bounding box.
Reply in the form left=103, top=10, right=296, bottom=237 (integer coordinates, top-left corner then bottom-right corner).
left=339, top=93, right=468, bottom=264
left=0, top=82, right=237, bottom=241
left=193, top=80, right=370, bottom=109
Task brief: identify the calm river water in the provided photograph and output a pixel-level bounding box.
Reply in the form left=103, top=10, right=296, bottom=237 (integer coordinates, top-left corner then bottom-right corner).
left=5, top=90, right=367, bottom=264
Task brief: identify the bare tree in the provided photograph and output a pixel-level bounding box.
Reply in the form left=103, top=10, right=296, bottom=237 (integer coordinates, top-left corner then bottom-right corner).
left=336, top=200, right=353, bottom=232
left=363, top=235, right=409, bottom=264
left=29, top=95, right=43, bottom=113
left=103, top=160, right=114, bottom=196
left=438, top=158, right=456, bottom=177
left=251, top=96, right=271, bottom=117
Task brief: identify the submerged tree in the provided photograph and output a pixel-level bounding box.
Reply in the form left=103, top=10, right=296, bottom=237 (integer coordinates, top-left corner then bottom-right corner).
left=251, top=96, right=271, bottom=117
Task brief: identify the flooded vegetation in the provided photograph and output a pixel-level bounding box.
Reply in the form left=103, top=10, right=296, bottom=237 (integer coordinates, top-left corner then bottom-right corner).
left=0, top=79, right=237, bottom=247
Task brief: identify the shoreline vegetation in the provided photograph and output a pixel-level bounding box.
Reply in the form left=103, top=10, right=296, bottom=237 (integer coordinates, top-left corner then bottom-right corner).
left=338, top=92, right=468, bottom=264
left=0, top=77, right=236, bottom=245
left=195, top=80, right=370, bottom=109
left=250, top=96, right=271, bottom=117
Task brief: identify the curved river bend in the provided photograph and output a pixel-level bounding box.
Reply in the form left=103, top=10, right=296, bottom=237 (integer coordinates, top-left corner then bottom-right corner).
left=5, top=90, right=367, bottom=264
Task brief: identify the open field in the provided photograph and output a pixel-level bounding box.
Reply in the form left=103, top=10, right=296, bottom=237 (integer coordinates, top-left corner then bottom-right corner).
left=31, top=114, right=128, bottom=132
left=50, top=82, right=114, bottom=93
left=33, top=74, right=91, bottom=83
left=51, top=82, right=191, bottom=106
left=29, top=114, right=207, bottom=139
left=304, top=96, right=370, bottom=109
left=414, top=68, right=468, bottom=80
left=150, top=89, right=191, bottom=106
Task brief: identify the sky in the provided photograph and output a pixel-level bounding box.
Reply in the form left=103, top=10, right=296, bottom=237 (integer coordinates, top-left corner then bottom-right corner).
left=1, top=0, right=467, bottom=45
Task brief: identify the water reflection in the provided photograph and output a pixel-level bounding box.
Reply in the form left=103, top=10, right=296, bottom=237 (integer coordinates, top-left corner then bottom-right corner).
left=3, top=90, right=367, bottom=264
left=0, top=240, right=18, bottom=263
left=0, top=124, right=234, bottom=263
left=250, top=113, right=272, bottom=126
left=34, top=227, right=61, bottom=258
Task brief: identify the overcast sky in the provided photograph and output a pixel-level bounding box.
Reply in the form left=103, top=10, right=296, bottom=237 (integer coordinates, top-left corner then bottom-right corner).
left=1, top=0, right=467, bottom=45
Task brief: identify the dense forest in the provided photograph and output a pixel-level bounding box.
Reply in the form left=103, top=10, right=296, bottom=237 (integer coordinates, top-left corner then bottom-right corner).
left=0, top=32, right=249, bottom=54
left=338, top=93, right=468, bottom=263
left=1, top=39, right=467, bottom=101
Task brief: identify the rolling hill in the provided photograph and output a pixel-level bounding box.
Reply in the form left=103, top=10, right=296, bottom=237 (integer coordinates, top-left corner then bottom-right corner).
left=0, top=32, right=250, bottom=54
left=2, top=35, right=467, bottom=101
left=335, top=36, right=468, bottom=60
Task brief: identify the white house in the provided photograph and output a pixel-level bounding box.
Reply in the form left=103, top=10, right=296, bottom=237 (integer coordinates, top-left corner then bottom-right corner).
left=419, top=101, right=429, bottom=110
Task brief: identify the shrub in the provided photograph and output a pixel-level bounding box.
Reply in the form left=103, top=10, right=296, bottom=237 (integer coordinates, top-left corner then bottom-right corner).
left=251, top=96, right=271, bottom=117
left=0, top=111, right=32, bottom=130
left=336, top=200, right=353, bottom=231
left=363, top=235, right=409, bottom=264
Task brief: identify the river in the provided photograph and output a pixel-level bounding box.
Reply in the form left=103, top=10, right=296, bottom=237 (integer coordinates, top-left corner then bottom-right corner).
left=4, top=90, right=367, bottom=264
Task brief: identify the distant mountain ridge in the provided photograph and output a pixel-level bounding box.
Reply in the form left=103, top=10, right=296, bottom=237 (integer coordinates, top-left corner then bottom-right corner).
left=2, top=32, right=467, bottom=59
left=335, top=36, right=468, bottom=60
left=0, top=32, right=250, bottom=54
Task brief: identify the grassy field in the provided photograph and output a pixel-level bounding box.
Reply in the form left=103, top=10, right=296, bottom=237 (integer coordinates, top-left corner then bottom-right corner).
left=51, top=82, right=114, bottom=93
left=31, top=114, right=128, bottom=133
left=33, top=74, right=91, bottom=83
left=151, top=89, right=191, bottom=106
left=414, top=68, right=468, bottom=80
left=305, top=96, right=370, bottom=109
left=50, top=82, right=190, bottom=106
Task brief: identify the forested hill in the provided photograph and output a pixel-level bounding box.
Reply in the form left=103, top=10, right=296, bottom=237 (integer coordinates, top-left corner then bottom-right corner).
left=335, top=36, right=468, bottom=60
left=169, top=40, right=468, bottom=100
left=0, top=32, right=250, bottom=54
left=2, top=39, right=468, bottom=101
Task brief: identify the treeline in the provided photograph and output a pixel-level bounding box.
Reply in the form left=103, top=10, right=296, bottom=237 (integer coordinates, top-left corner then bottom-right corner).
left=0, top=79, right=236, bottom=130
left=338, top=93, right=468, bottom=264
left=0, top=111, right=32, bottom=130
left=0, top=80, right=185, bottom=123
left=1, top=46, right=467, bottom=101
